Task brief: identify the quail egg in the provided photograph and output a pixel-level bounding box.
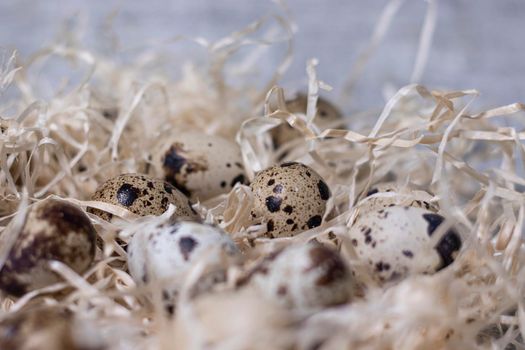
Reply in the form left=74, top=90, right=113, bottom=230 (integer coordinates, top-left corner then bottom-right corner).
left=151, top=131, right=247, bottom=201
left=88, top=173, right=197, bottom=221
left=237, top=243, right=351, bottom=309
left=0, top=199, right=96, bottom=296
left=347, top=206, right=462, bottom=284
left=127, top=220, right=240, bottom=312
left=357, top=182, right=438, bottom=217
left=271, top=93, right=343, bottom=148
left=250, top=162, right=331, bottom=238
left=0, top=307, right=104, bottom=350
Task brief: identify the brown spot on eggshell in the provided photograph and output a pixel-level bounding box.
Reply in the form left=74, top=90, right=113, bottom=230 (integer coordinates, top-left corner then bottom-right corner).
left=267, top=220, right=275, bottom=232
left=366, top=188, right=379, bottom=196
left=307, top=215, right=322, bottom=229
left=162, top=142, right=209, bottom=195
left=317, top=180, right=331, bottom=200
left=277, top=285, right=288, bottom=296
left=230, top=174, right=246, bottom=187
left=116, top=183, right=140, bottom=207
left=163, top=183, right=173, bottom=194
left=163, top=142, right=189, bottom=176
left=436, top=230, right=462, bottom=268
left=179, top=236, right=198, bottom=261
left=422, top=213, right=445, bottom=236
left=402, top=250, right=414, bottom=258
left=265, top=196, right=282, bottom=212
left=375, top=262, right=391, bottom=272
left=273, top=184, right=283, bottom=194
left=308, top=245, right=349, bottom=287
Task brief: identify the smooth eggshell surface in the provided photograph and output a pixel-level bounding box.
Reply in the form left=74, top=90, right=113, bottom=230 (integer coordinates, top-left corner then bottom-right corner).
left=127, top=220, right=240, bottom=305
left=348, top=206, right=462, bottom=284
left=152, top=131, right=247, bottom=201
left=239, top=243, right=351, bottom=309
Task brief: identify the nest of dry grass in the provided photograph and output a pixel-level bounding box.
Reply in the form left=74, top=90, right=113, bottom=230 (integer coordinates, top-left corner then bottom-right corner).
left=1, top=1, right=525, bottom=349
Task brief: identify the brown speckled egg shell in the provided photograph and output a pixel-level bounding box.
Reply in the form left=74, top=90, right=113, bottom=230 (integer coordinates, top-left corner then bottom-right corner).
left=88, top=173, right=198, bottom=221
left=0, top=199, right=96, bottom=296
left=151, top=131, right=247, bottom=201
left=348, top=206, right=462, bottom=284
left=271, top=94, right=343, bottom=148
left=237, top=243, right=351, bottom=309
left=250, top=162, right=331, bottom=238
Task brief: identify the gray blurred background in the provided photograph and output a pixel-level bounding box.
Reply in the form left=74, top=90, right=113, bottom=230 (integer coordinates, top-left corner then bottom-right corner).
left=0, top=0, right=524, bottom=111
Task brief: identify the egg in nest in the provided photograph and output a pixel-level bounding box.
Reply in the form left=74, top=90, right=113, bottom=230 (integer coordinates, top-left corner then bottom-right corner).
left=348, top=206, right=462, bottom=284
left=250, top=162, right=331, bottom=238
left=88, top=173, right=197, bottom=221
left=127, top=220, right=241, bottom=313
left=237, top=243, right=352, bottom=310
left=151, top=131, right=247, bottom=201
left=271, top=93, right=344, bottom=149
left=0, top=199, right=96, bottom=296
left=0, top=307, right=105, bottom=350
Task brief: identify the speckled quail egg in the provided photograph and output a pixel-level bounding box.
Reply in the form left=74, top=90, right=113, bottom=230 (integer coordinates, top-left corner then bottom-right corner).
left=88, top=173, right=197, bottom=221
left=250, top=162, right=331, bottom=238
left=0, top=307, right=105, bottom=350
left=356, top=182, right=438, bottom=218
left=348, top=206, right=462, bottom=284
left=127, top=220, right=240, bottom=312
left=150, top=131, right=247, bottom=201
left=271, top=93, right=343, bottom=148
left=237, top=243, right=351, bottom=309
left=0, top=199, right=96, bottom=296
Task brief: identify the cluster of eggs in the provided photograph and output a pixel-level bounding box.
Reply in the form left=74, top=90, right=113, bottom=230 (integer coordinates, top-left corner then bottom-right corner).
left=0, top=94, right=463, bottom=324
